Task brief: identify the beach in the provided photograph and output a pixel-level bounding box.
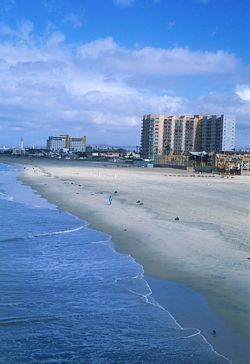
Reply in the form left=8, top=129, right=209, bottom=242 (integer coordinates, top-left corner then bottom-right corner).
left=1, top=157, right=250, bottom=363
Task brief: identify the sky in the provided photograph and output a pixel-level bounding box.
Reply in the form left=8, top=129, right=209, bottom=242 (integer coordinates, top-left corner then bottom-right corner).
left=0, top=0, right=249, bottom=147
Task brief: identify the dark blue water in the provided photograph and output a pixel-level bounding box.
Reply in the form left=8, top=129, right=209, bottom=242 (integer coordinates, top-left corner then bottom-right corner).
left=0, top=163, right=230, bottom=363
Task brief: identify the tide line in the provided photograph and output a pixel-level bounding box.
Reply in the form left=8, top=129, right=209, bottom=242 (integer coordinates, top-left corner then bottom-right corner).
left=31, top=225, right=87, bottom=238
left=115, top=253, right=232, bottom=363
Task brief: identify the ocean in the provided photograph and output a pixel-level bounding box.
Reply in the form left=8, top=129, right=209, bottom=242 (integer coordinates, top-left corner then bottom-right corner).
left=0, top=163, right=230, bottom=363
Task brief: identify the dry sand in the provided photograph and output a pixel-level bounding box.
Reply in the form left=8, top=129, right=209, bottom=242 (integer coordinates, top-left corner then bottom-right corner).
left=2, top=157, right=250, bottom=361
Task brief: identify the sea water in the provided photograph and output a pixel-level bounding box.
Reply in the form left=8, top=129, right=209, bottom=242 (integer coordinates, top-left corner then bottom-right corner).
left=0, top=163, right=230, bottom=364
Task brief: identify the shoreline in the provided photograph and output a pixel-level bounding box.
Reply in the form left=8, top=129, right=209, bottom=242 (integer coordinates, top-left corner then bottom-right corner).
left=145, top=276, right=249, bottom=364
left=1, top=156, right=250, bottom=363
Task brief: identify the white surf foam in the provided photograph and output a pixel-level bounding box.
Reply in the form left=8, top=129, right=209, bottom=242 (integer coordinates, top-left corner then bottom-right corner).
left=109, top=249, right=233, bottom=363
left=0, top=191, right=14, bottom=201
left=30, top=225, right=87, bottom=238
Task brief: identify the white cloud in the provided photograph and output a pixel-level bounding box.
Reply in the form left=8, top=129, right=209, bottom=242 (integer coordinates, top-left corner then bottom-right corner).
left=195, top=91, right=250, bottom=135
left=0, top=19, right=33, bottom=40
left=78, top=38, right=241, bottom=76
left=235, top=85, right=250, bottom=101
left=47, top=31, right=66, bottom=46
left=0, top=28, right=248, bottom=146
left=78, top=37, right=118, bottom=58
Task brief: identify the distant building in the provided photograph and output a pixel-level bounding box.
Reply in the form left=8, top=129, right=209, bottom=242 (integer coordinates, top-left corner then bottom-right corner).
left=47, top=135, right=69, bottom=151
left=140, top=114, right=235, bottom=159
left=12, top=148, right=26, bottom=155
left=12, top=137, right=26, bottom=155
left=20, top=137, right=24, bottom=149
left=69, top=137, right=87, bottom=152
left=47, top=135, right=86, bottom=152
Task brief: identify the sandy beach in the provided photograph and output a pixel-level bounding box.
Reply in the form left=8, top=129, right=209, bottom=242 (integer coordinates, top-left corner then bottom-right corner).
left=1, top=157, right=250, bottom=363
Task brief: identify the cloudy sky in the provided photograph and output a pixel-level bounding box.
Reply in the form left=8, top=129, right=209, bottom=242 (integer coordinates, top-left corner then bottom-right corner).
left=0, top=0, right=249, bottom=147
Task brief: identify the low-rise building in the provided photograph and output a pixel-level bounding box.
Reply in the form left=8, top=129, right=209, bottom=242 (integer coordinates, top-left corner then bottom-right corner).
left=215, top=153, right=250, bottom=175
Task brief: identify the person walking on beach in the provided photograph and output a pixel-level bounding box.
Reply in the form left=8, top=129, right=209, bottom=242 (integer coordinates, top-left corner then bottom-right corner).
left=108, top=195, right=112, bottom=205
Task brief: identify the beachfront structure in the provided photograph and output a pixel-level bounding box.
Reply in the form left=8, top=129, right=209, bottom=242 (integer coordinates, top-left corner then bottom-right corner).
left=47, top=135, right=87, bottom=152
left=140, top=114, right=235, bottom=159
left=220, top=116, right=235, bottom=152
left=163, top=115, right=200, bottom=155
left=140, top=114, right=200, bottom=159
left=215, top=153, right=250, bottom=175
left=200, top=115, right=235, bottom=153
left=140, top=114, right=165, bottom=159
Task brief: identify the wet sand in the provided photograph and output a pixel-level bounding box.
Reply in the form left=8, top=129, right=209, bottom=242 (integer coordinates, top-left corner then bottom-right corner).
left=1, top=156, right=250, bottom=363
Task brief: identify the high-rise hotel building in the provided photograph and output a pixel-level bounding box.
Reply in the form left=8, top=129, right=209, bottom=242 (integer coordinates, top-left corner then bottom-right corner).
left=140, top=114, right=235, bottom=159
left=200, top=115, right=235, bottom=153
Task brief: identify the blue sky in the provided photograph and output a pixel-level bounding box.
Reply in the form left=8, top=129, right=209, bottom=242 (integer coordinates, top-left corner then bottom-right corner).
left=0, top=0, right=249, bottom=147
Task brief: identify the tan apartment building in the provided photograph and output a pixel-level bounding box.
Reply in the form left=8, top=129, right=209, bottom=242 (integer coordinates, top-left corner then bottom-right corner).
left=140, top=114, right=200, bottom=159
left=140, top=114, right=165, bottom=159
left=140, top=114, right=235, bottom=159
left=163, top=115, right=200, bottom=155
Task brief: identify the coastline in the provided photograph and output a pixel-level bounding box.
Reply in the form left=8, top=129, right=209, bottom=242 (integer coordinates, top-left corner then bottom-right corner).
left=145, top=276, right=249, bottom=364
left=1, top=156, right=250, bottom=363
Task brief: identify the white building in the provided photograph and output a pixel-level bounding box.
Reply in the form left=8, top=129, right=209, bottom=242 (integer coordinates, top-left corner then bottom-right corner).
left=47, top=135, right=86, bottom=152
left=20, top=137, right=24, bottom=149
left=12, top=137, right=26, bottom=155
left=222, top=116, right=235, bottom=152
left=47, top=135, right=68, bottom=151
left=70, top=137, right=87, bottom=152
